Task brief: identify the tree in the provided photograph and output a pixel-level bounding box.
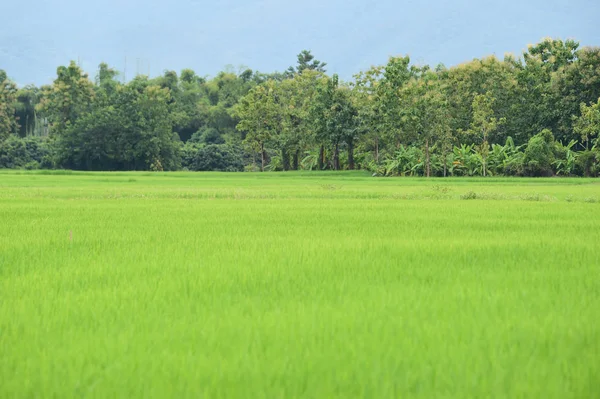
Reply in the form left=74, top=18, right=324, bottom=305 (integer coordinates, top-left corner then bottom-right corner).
left=573, top=98, right=600, bottom=149
left=309, top=74, right=358, bottom=170
left=39, top=61, right=95, bottom=136
left=442, top=56, right=518, bottom=144
left=277, top=70, right=325, bottom=170
left=379, top=56, right=414, bottom=147
left=523, top=129, right=555, bottom=176
left=0, top=70, right=19, bottom=141
left=95, top=63, right=120, bottom=100
left=516, top=38, right=580, bottom=141
left=550, top=47, right=600, bottom=142
left=14, top=85, right=45, bottom=137
left=466, top=92, right=505, bottom=176
left=398, top=71, right=452, bottom=177
left=353, top=66, right=385, bottom=164
left=235, top=81, right=280, bottom=171
left=58, top=82, right=180, bottom=171
left=286, top=50, right=326, bottom=77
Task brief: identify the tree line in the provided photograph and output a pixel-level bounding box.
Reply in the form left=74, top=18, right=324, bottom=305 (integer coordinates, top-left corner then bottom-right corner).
left=1, top=38, right=599, bottom=176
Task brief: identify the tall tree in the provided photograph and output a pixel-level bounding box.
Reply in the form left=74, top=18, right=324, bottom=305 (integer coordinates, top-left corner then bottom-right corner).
left=39, top=61, right=95, bottom=136
left=309, top=74, right=358, bottom=170
left=466, top=92, right=505, bottom=176
left=277, top=69, right=326, bottom=170
left=398, top=71, right=451, bottom=177
left=0, top=70, right=19, bottom=141
left=353, top=66, right=385, bottom=163
left=235, top=81, right=280, bottom=171
left=14, top=85, right=45, bottom=137
left=573, top=98, right=600, bottom=150
left=379, top=56, right=415, bottom=147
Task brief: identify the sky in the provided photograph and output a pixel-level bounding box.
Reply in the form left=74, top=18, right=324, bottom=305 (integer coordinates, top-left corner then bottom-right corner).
left=1, top=0, right=599, bottom=86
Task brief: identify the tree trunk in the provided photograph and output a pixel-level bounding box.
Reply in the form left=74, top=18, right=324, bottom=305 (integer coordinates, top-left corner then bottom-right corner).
left=375, top=136, right=379, bottom=164
left=425, top=138, right=430, bottom=178
left=586, top=136, right=589, bottom=150
left=282, top=149, right=290, bottom=171
left=347, top=139, right=355, bottom=170
left=260, top=143, right=265, bottom=172
left=293, top=149, right=299, bottom=170
left=443, top=149, right=447, bottom=177
left=334, top=143, right=340, bottom=170
left=482, top=137, right=488, bottom=177
left=318, top=145, right=325, bottom=170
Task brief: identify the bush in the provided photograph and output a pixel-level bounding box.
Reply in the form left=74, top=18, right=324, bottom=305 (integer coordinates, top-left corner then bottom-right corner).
left=0, top=135, right=53, bottom=169
left=182, top=143, right=244, bottom=172
left=575, top=149, right=600, bottom=177
left=523, top=129, right=555, bottom=176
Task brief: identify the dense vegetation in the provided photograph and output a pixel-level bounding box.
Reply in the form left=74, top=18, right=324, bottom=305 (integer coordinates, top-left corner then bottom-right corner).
left=1, top=39, right=599, bottom=176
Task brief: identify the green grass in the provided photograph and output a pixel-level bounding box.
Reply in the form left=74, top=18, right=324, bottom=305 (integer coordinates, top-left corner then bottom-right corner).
left=1, top=171, right=599, bottom=398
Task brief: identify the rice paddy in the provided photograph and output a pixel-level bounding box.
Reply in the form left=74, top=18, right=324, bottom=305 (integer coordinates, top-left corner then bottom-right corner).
left=1, top=170, right=599, bottom=398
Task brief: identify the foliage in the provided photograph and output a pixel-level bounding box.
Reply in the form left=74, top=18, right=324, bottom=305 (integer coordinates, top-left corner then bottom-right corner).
left=553, top=139, right=578, bottom=176
left=182, top=143, right=244, bottom=172
left=575, top=149, right=600, bottom=177
left=38, top=61, right=95, bottom=136
left=1, top=39, right=600, bottom=176
left=0, top=135, right=53, bottom=169
left=285, top=50, right=327, bottom=77
left=573, top=97, right=600, bottom=149
left=189, top=127, right=225, bottom=145
left=523, top=129, right=555, bottom=176
left=0, top=70, right=19, bottom=141
left=57, top=83, right=181, bottom=171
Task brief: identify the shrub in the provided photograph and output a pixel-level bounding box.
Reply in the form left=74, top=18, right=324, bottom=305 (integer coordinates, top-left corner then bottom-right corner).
left=182, top=143, right=244, bottom=172
left=523, top=129, right=555, bottom=177
left=575, top=149, right=600, bottom=177
left=0, top=135, right=52, bottom=169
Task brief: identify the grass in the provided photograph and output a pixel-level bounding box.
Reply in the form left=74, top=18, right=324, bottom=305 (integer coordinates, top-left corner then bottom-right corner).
left=1, top=171, right=599, bottom=398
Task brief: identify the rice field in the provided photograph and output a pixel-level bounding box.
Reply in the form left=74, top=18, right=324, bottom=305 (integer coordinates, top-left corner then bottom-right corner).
left=1, top=170, right=599, bottom=398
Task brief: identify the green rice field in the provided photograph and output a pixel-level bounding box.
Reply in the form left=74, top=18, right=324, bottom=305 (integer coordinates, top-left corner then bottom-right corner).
left=1, top=170, right=599, bottom=398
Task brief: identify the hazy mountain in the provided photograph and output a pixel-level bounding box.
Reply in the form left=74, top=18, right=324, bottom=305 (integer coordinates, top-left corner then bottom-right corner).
left=1, top=0, right=598, bottom=85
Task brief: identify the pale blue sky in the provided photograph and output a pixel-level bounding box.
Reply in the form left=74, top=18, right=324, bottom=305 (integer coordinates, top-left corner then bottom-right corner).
left=1, top=0, right=598, bottom=85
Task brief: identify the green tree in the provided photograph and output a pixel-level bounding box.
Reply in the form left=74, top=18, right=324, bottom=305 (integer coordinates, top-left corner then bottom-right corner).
left=95, top=63, right=120, bottom=100
left=14, top=85, right=45, bottom=137
left=523, top=129, right=555, bottom=176
left=286, top=50, right=327, bottom=77
left=379, top=56, right=414, bottom=147
left=466, top=92, right=505, bottom=176
left=276, top=70, right=326, bottom=170
left=573, top=98, right=600, bottom=149
left=0, top=70, right=19, bottom=141
left=58, top=83, right=180, bottom=171
left=309, top=75, right=358, bottom=170
left=235, top=81, right=280, bottom=171
left=550, top=47, right=600, bottom=141
left=398, top=71, right=452, bottom=177
left=352, top=65, right=385, bottom=164
left=39, top=61, right=95, bottom=136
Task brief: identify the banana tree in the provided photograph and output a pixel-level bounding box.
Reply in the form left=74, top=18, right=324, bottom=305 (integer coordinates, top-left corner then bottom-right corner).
left=554, top=139, right=578, bottom=175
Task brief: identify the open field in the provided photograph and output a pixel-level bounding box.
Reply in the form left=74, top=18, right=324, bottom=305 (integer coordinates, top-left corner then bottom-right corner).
left=1, top=171, right=599, bottom=398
